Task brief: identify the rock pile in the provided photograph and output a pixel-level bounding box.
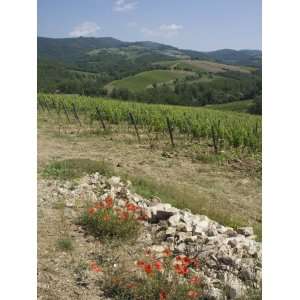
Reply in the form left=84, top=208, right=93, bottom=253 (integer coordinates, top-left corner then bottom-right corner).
left=44, top=173, right=262, bottom=299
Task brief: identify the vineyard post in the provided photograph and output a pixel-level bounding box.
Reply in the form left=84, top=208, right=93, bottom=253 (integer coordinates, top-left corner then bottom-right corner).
left=38, top=99, right=44, bottom=112
left=96, top=107, right=106, bottom=131
left=128, top=112, right=141, bottom=143
left=72, top=103, right=82, bottom=127
left=44, top=100, right=50, bottom=113
left=211, top=125, right=218, bottom=154
left=166, top=117, right=175, bottom=147
left=62, top=102, right=71, bottom=123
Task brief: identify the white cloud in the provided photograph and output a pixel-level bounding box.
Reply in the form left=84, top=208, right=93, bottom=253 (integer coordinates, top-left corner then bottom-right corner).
left=113, top=0, right=138, bottom=12
left=69, top=22, right=101, bottom=37
left=141, top=24, right=183, bottom=39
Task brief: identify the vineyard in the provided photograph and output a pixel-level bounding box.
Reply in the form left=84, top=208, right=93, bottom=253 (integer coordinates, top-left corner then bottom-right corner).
left=38, top=93, right=261, bottom=154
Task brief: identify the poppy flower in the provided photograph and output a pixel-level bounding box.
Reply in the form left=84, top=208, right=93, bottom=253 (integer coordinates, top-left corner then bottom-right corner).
left=126, top=203, right=138, bottom=212
left=103, top=214, right=111, bottom=222
left=190, top=276, right=201, bottom=285
left=182, top=256, right=192, bottom=266
left=90, top=261, right=102, bottom=273
left=119, top=211, right=129, bottom=220
left=95, top=202, right=104, bottom=209
left=187, top=290, right=199, bottom=299
left=104, top=196, right=113, bottom=208
left=137, top=260, right=145, bottom=267
left=153, top=261, right=163, bottom=272
left=143, top=263, right=153, bottom=274
left=159, top=291, right=167, bottom=300
left=163, top=247, right=172, bottom=257
left=174, top=264, right=189, bottom=276
left=88, top=207, right=97, bottom=215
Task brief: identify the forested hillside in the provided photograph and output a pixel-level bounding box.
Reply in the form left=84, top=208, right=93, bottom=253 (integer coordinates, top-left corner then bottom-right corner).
left=38, top=37, right=261, bottom=113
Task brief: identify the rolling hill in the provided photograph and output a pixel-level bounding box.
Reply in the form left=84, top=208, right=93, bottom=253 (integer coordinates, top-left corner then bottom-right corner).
left=105, top=70, right=194, bottom=92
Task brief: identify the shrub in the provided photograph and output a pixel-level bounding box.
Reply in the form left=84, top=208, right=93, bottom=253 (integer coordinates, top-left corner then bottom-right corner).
left=81, top=196, right=144, bottom=240
left=102, top=249, right=204, bottom=300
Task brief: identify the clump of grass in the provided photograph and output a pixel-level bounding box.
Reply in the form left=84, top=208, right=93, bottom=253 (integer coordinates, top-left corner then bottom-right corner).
left=42, top=158, right=113, bottom=180
left=56, top=238, right=73, bottom=251
left=81, top=196, right=142, bottom=241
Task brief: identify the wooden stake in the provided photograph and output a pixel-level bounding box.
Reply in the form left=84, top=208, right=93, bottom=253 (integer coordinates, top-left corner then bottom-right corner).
left=211, top=125, right=218, bottom=154
left=166, top=117, right=175, bottom=147
left=128, top=112, right=141, bottom=143
left=96, top=107, right=106, bottom=130
left=72, top=103, right=82, bottom=127
left=62, top=102, right=71, bottom=123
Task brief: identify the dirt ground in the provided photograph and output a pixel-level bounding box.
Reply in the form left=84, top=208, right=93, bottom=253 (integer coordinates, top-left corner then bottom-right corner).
left=38, top=117, right=261, bottom=227
left=37, top=116, right=261, bottom=299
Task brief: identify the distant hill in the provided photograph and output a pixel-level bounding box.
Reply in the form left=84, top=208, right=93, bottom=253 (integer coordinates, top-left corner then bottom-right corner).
left=38, top=37, right=261, bottom=67
left=37, top=36, right=261, bottom=103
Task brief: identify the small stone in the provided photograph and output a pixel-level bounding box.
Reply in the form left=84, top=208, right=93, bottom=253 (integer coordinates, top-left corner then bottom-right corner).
left=107, top=176, right=121, bottom=187
left=150, top=245, right=165, bottom=253
left=226, top=278, right=244, bottom=299
left=166, top=227, right=176, bottom=236
left=168, top=214, right=181, bottom=227
left=237, top=227, right=254, bottom=237
left=175, top=243, right=186, bottom=252
left=228, top=239, right=238, bottom=248
left=218, top=256, right=235, bottom=266
left=206, top=288, right=223, bottom=300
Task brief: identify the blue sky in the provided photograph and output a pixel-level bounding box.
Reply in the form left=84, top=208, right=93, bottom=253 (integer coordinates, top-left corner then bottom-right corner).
left=38, top=0, right=261, bottom=51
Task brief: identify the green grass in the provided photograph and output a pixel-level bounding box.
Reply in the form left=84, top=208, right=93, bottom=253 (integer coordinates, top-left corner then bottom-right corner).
left=106, top=69, right=192, bottom=92
left=207, top=100, right=254, bottom=114
left=56, top=238, right=73, bottom=251
left=42, top=159, right=113, bottom=180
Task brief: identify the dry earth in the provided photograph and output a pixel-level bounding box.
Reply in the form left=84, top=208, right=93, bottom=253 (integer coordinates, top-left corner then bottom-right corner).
left=37, top=117, right=261, bottom=299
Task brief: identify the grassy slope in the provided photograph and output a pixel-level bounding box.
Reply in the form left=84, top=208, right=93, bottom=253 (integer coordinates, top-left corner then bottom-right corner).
left=106, top=70, right=193, bottom=92
left=154, top=59, right=254, bottom=74
left=207, top=100, right=254, bottom=114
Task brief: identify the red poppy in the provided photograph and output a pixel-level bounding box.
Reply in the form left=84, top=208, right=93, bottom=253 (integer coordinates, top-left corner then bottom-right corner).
left=182, top=256, right=192, bottom=266
left=190, top=276, right=201, bottom=285
left=174, top=263, right=189, bottom=276
left=119, top=211, right=129, bottom=220
left=104, top=196, right=113, bottom=208
left=137, top=213, right=148, bottom=221
left=126, top=203, right=138, bottom=212
left=137, top=260, right=145, bottom=267
left=163, top=247, right=172, bottom=257
left=159, top=291, right=167, bottom=300
left=143, top=263, right=153, bottom=274
left=95, top=202, right=104, bottom=209
left=127, top=283, right=136, bottom=289
left=90, top=261, right=102, bottom=273
left=103, top=214, right=111, bottom=222
left=153, top=261, right=163, bottom=272
left=88, top=207, right=97, bottom=216
left=187, top=290, right=199, bottom=299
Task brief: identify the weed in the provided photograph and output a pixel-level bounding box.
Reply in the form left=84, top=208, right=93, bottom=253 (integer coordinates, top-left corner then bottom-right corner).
left=42, top=159, right=113, bottom=180
left=56, top=238, right=73, bottom=251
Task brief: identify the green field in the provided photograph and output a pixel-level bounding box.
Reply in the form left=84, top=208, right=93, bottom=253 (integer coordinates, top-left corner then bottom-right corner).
left=38, top=93, right=261, bottom=153
left=106, top=70, right=193, bottom=92
left=207, top=100, right=254, bottom=113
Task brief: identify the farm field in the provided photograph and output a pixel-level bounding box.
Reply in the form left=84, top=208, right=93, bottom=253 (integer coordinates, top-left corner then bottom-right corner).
left=207, top=99, right=255, bottom=113
left=38, top=93, right=261, bottom=153
left=154, top=59, right=255, bottom=74
left=105, top=69, right=193, bottom=92
left=38, top=93, right=262, bottom=232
